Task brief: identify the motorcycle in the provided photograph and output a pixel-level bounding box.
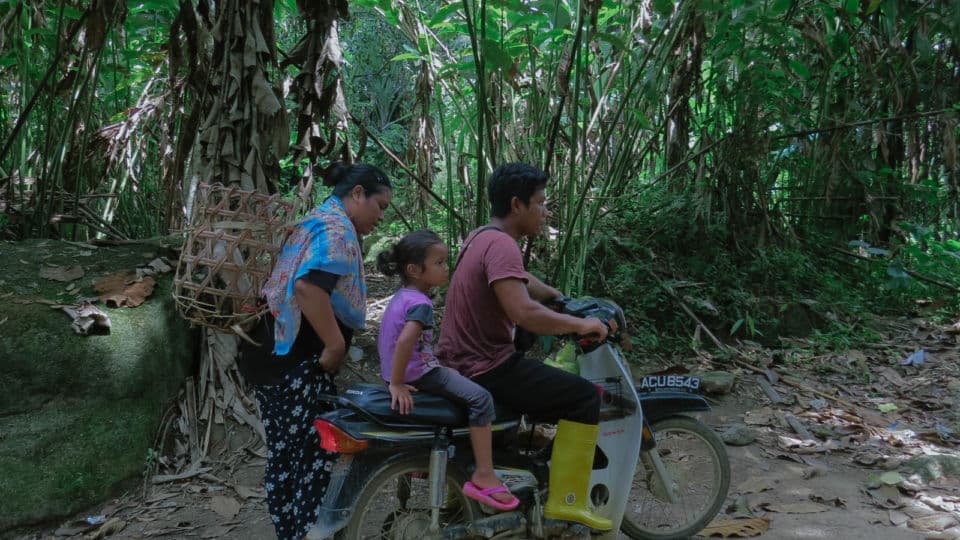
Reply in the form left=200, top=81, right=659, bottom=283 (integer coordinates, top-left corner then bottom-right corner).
left=307, top=298, right=730, bottom=540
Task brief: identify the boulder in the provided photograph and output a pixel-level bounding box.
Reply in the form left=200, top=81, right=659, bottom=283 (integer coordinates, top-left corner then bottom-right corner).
left=721, top=424, right=757, bottom=446
left=0, top=240, right=194, bottom=533
left=698, top=371, right=737, bottom=395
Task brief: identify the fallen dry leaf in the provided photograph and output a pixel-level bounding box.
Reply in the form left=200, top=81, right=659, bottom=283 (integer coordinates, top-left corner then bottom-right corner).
left=146, top=257, right=173, bottom=274
left=39, top=264, right=84, bottom=282
left=91, top=517, right=126, bottom=539
left=62, top=302, right=111, bottom=335
left=699, top=517, right=770, bottom=538
left=233, top=485, right=266, bottom=500
left=744, top=408, right=777, bottom=426
left=209, top=495, right=241, bottom=519
left=878, top=367, right=907, bottom=387
left=736, top=476, right=777, bottom=495
left=802, top=463, right=828, bottom=479
left=143, top=525, right=199, bottom=537
left=763, top=501, right=830, bottom=514
left=94, top=271, right=156, bottom=308
left=201, top=526, right=237, bottom=539
left=809, top=494, right=846, bottom=507
left=726, top=494, right=753, bottom=519
left=908, top=513, right=958, bottom=532
left=864, top=485, right=903, bottom=509
left=889, top=509, right=910, bottom=526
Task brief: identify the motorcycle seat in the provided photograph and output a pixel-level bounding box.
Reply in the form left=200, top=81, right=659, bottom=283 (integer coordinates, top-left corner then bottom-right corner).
left=339, top=383, right=519, bottom=428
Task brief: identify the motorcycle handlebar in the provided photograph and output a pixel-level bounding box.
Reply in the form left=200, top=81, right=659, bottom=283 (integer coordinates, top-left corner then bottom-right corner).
left=548, top=296, right=625, bottom=349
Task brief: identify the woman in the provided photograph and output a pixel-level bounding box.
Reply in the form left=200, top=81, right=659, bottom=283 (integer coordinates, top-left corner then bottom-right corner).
left=238, top=162, right=392, bottom=540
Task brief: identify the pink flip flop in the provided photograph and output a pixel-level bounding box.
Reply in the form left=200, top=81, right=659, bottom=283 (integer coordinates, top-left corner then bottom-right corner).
left=462, top=481, right=520, bottom=511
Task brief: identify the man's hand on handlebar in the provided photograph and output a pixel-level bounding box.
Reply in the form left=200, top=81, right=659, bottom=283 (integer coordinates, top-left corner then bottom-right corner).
left=546, top=295, right=572, bottom=311
left=576, top=317, right=609, bottom=342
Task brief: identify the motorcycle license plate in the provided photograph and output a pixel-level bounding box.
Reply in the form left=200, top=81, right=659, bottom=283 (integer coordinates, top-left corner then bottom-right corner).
left=637, top=375, right=701, bottom=393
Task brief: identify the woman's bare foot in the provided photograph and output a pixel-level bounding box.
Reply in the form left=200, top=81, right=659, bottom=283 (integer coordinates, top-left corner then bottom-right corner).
left=471, top=471, right=514, bottom=504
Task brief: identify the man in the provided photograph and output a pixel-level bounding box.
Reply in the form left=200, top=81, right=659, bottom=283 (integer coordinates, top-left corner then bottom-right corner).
left=437, top=162, right=612, bottom=530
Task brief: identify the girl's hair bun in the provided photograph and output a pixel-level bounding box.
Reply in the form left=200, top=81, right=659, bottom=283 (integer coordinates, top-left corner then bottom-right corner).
left=376, top=247, right=400, bottom=277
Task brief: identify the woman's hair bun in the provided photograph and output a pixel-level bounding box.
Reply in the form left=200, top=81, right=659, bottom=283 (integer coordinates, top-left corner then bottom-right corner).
left=322, top=161, right=350, bottom=188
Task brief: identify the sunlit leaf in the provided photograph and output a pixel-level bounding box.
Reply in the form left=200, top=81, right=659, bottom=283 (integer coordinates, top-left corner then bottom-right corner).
left=788, top=59, right=809, bottom=79
left=730, top=319, right=744, bottom=335
left=390, top=52, right=421, bottom=62
left=63, top=6, right=85, bottom=19
left=429, top=2, right=463, bottom=27
left=594, top=32, right=626, bottom=51
left=129, top=0, right=179, bottom=14
left=652, top=0, right=674, bottom=17
left=481, top=39, right=513, bottom=70
left=770, top=0, right=792, bottom=16
left=887, top=263, right=910, bottom=279
left=551, top=0, right=572, bottom=29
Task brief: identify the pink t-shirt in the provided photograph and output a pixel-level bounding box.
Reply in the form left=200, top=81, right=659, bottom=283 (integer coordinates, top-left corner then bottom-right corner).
left=437, top=228, right=528, bottom=378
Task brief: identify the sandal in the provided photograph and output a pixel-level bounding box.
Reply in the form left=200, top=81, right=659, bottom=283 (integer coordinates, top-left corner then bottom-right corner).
left=462, top=481, right=520, bottom=511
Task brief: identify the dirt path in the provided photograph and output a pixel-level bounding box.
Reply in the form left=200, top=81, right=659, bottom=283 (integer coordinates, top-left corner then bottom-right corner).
left=17, top=304, right=960, bottom=540
left=20, top=386, right=953, bottom=540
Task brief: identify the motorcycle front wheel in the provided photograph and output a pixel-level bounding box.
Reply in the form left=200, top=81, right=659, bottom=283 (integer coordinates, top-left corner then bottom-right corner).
left=621, top=415, right=731, bottom=540
left=338, top=456, right=481, bottom=540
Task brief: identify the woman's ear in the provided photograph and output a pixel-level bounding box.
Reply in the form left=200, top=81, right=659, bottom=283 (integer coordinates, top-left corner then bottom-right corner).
left=350, top=184, right=365, bottom=200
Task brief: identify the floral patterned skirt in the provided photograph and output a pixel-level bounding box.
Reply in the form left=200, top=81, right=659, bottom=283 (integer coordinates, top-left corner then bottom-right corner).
left=255, top=358, right=338, bottom=540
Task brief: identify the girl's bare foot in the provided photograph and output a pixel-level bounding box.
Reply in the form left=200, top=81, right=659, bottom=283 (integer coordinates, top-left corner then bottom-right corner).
left=470, top=471, right=514, bottom=504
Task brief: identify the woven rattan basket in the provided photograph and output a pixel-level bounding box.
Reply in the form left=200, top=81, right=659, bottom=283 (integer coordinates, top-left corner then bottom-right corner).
left=174, top=184, right=297, bottom=332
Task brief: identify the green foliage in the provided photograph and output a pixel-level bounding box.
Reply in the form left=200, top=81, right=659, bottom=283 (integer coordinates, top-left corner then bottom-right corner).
left=0, top=0, right=957, bottom=356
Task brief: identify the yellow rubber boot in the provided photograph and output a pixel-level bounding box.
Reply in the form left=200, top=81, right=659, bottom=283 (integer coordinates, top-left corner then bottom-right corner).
left=544, top=419, right=613, bottom=531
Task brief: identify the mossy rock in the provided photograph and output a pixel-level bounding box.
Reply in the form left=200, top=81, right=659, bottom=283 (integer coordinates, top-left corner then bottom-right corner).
left=0, top=240, right=195, bottom=533
left=904, top=454, right=960, bottom=483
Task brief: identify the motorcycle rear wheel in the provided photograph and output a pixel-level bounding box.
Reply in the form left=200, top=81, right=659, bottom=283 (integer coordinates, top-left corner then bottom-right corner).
left=338, top=456, right=481, bottom=540
left=621, top=415, right=730, bottom=540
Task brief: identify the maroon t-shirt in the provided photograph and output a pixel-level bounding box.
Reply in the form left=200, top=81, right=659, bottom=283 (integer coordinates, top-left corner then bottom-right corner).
left=438, top=228, right=528, bottom=378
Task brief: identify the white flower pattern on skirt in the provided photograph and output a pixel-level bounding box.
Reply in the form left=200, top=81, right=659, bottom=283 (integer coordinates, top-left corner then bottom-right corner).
left=255, top=358, right=338, bottom=540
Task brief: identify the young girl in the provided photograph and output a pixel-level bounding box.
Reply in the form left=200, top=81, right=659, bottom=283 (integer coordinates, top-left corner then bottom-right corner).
left=377, top=229, right=518, bottom=511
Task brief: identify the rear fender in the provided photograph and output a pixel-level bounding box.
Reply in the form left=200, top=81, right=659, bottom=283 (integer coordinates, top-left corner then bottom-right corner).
left=638, top=391, right=710, bottom=423
left=307, top=450, right=424, bottom=539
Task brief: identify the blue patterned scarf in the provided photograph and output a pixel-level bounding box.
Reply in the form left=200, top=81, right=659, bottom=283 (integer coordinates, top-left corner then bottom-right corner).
left=263, top=196, right=366, bottom=356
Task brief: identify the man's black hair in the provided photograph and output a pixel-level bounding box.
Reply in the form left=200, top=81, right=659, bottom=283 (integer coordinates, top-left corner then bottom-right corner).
left=487, top=163, right=548, bottom=218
